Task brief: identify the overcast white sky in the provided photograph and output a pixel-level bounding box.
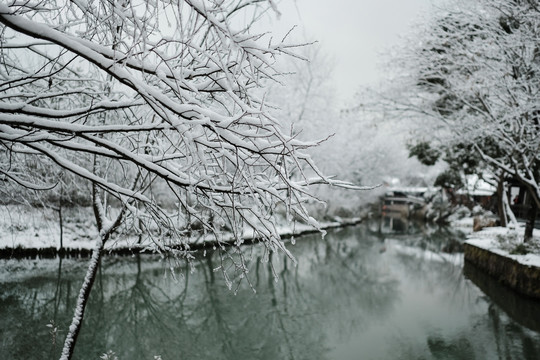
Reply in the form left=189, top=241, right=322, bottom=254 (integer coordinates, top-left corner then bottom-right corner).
left=264, top=0, right=438, bottom=104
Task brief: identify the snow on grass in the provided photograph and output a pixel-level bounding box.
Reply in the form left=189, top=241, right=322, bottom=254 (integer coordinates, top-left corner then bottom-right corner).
left=0, top=205, right=98, bottom=250
left=466, top=225, right=540, bottom=268
left=451, top=216, right=474, bottom=230
left=0, top=205, right=360, bottom=252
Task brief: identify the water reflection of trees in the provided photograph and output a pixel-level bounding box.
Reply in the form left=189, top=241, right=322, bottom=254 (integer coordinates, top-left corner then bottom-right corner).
left=2, top=226, right=539, bottom=359
left=0, top=258, right=82, bottom=359
left=368, top=217, right=467, bottom=254
left=464, top=262, right=540, bottom=360
left=420, top=297, right=540, bottom=360
left=384, top=231, right=540, bottom=360
left=1, top=228, right=399, bottom=360
left=295, top=228, right=400, bottom=341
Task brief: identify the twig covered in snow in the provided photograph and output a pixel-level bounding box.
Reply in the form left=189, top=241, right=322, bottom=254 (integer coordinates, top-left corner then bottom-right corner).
left=0, top=2, right=368, bottom=358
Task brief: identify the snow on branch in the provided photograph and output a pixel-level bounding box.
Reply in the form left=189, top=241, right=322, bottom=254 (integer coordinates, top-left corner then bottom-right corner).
left=0, top=1, right=366, bottom=262
left=0, top=3, right=373, bottom=358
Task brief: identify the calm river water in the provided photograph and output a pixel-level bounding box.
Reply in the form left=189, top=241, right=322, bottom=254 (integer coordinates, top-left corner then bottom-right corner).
left=1, top=222, right=540, bottom=359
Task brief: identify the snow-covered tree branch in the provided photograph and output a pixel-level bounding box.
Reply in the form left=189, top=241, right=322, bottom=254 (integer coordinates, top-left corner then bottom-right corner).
left=389, top=0, right=540, bottom=237
left=0, top=1, right=364, bottom=358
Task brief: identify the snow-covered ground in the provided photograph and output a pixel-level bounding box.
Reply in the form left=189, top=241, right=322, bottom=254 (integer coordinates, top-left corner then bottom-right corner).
left=4, top=203, right=539, bottom=271
left=449, top=208, right=540, bottom=269
left=444, top=200, right=539, bottom=266
left=466, top=226, right=540, bottom=268
left=450, top=216, right=475, bottom=233
left=0, top=205, right=98, bottom=251
left=0, top=205, right=359, bottom=253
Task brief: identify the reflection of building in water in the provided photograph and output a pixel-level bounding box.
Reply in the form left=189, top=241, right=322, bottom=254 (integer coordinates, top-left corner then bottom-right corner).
left=381, top=187, right=428, bottom=220
left=381, top=214, right=409, bottom=233
left=378, top=215, right=432, bottom=236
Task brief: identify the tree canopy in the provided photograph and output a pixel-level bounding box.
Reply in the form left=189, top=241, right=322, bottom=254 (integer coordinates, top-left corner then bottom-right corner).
left=0, top=1, right=362, bottom=255
left=0, top=2, right=365, bottom=358
left=391, top=0, right=540, bottom=231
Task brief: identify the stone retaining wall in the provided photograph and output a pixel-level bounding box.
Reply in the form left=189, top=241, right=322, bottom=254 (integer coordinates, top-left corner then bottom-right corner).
left=464, top=243, right=540, bottom=299
left=463, top=262, right=540, bottom=332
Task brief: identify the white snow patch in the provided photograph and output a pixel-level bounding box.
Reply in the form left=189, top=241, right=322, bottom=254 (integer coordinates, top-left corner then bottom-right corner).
left=0, top=205, right=360, bottom=252
left=465, top=226, right=540, bottom=268
left=456, top=174, right=496, bottom=197
left=450, top=216, right=474, bottom=232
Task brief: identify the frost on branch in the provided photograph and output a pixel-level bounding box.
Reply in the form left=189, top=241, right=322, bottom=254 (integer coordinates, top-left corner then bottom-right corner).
left=0, top=2, right=368, bottom=358
left=390, top=0, right=540, bottom=238
left=0, top=1, right=361, bottom=261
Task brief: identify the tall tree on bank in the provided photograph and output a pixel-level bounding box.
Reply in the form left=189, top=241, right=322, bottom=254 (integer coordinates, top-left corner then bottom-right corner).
left=392, top=0, right=540, bottom=238
left=0, top=1, right=365, bottom=358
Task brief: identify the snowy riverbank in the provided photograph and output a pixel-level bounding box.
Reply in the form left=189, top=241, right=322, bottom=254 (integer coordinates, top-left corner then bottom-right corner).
left=464, top=225, right=540, bottom=299
left=0, top=205, right=362, bottom=257
left=465, top=226, right=540, bottom=268
left=447, top=204, right=540, bottom=268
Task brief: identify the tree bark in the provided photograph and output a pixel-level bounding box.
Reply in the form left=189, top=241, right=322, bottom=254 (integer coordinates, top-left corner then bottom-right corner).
left=497, top=175, right=507, bottom=227
left=502, top=183, right=518, bottom=228
left=59, top=237, right=105, bottom=360
left=58, top=204, right=63, bottom=251
left=60, top=182, right=125, bottom=359
left=525, top=196, right=538, bottom=242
